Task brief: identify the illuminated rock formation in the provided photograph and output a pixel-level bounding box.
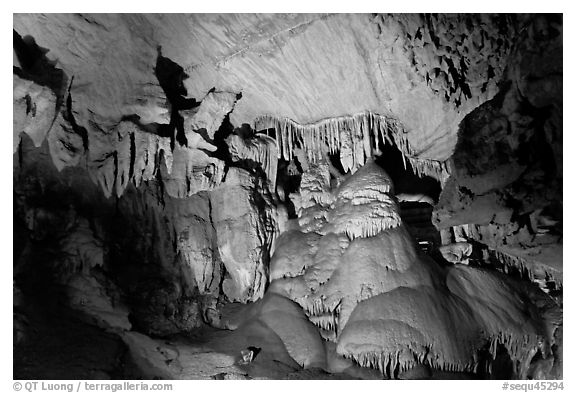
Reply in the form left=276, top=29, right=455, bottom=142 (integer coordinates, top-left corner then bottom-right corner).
left=268, top=161, right=559, bottom=378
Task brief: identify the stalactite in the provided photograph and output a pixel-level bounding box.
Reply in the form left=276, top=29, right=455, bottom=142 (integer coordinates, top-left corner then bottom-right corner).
left=254, top=112, right=451, bottom=182
left=469, top=241, right=563, bottom=293
left=86, top=123, right=225, bottom=199
left=407, top=156, right=451, bottom=184
left=485, top=331, right=544, bottom=379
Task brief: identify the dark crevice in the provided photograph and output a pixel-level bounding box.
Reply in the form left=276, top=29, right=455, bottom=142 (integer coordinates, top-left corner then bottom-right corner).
left=185, top=167, right=192, bottom=194
left=112, top=151, right=119, bottom=197
left=64, top=77, right=90, bottom=151
left=458, top=186, right=474, bottom=199
left=415, top=27, right=423, bottom=40
left=155, top=151, right=167, bottom=208
left=475, top=343, right=515, bottom=379
left=154, top=46, right=243, bottom=165
left=212, top=93, right=242, bottom=160
left=194, top=128, right=212, bottom=144
left=14, top=30, right=68, bottom=139
left=257, top=126, right=277, bottom=140
left=326, top=152, right=346, bottom=179
left=154, top=47, right=216, bottom=151
left=18, top=139, right=24, bottom=171
left=154, top=46, right=200, bottom=111
left=375, top=140, right=441, bottom=202
left=173, top=112, right=188, bottom=147
left=276, top=159, right=301, bottom=219
left=128, top=132, right=136, bottom=181
left=212, top=112, right=235, bottom=164
left=24, top=95, right=34, bottom=116
left=156, top=122, right=174, bottom=140
left=120, top=115, right=168, bottom=137
left=221, top=122, right=280, bottom=188
left=373, top=139, right=442, bottom=252
left=14, top=30, right=67, bottom=110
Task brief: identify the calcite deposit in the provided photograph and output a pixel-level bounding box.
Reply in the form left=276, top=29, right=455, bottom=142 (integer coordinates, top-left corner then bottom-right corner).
left=13, top=13, right=562, bottom=381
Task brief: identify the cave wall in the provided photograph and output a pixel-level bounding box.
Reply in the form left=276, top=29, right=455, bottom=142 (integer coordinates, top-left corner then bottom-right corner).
left=432, top=14, right=562, bottom=291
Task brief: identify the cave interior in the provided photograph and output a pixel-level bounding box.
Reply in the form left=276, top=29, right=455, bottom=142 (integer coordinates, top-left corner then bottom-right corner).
left=13, top=13, right=563, bottom=380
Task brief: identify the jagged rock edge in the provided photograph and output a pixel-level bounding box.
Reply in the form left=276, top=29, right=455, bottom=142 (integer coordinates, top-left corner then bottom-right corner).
left=253, top=112, right=451, bottom=183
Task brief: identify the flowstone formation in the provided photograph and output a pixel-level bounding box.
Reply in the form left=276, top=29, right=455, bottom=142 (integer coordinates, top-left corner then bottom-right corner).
left=267, top=161, right=561, bottom=379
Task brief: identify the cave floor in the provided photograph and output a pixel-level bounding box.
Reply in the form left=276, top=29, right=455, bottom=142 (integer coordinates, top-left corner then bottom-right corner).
left=13, top=301, right=125, bottom=380
left=13, top=296, right=356, bottom=380
left=14, top=297, right=474, bottom=380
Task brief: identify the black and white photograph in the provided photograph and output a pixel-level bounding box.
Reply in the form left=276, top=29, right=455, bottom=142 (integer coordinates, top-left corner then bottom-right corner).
left=9, top=6, right=567, bottom=387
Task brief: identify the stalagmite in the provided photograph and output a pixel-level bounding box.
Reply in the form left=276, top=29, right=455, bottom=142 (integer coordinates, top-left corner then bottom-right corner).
left=328, top=161, right=401, bottom=240
left=270, top=161, right=443, bottom=343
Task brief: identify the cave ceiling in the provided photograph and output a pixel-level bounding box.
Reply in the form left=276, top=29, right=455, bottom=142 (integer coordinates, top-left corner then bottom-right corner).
left=14, top=13, right=516, bottom=162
